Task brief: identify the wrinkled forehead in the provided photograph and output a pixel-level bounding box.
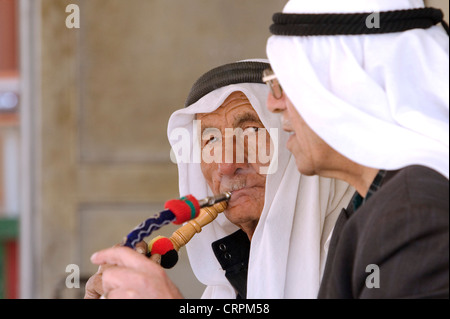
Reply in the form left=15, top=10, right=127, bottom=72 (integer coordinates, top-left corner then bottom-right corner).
left=196, top=91, right=264, bottom=130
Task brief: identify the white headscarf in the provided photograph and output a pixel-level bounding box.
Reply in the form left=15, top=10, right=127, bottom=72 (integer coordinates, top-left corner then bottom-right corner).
left=167, top=60, right=354, bottom=298
left=267, top=0, right=449, bottom=179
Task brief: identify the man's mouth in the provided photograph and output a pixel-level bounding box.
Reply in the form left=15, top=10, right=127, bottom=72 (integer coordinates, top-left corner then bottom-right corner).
left=282, top=118, right=295, bottom=135
left=220, top=182, right=246, bottom=194
left=219, top=180, right=251, bottom=204
left=283, top=126, right=295, bottom=134
left=218, top=178, right=264, bottom=208
left=227, top=187, right=251, bottom=206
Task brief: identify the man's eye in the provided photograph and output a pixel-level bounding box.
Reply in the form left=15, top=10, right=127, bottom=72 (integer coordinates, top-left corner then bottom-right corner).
left=243, top=127, right=260, bottom=134
left=205, top=135, right=220, bottom=145
left=209, top=136, right=219, bottom=143
left=202, top=128, right=222, bottom=146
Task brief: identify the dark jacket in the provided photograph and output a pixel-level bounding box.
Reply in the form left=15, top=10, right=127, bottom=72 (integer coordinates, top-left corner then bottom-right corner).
left=318, top=165, right=449, bottom=298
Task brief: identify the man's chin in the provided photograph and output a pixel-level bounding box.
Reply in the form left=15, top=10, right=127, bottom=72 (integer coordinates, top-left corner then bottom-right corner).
left=226, top=189, right=261, bottom=210
left=224, top=197, right=262, bottom=222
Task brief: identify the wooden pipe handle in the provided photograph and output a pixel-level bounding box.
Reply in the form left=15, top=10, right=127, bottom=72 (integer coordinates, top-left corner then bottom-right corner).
left=169, top=201, right=227, bottom=251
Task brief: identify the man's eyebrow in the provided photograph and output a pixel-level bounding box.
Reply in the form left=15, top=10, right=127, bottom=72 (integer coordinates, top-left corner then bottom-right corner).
left=200, top=120, right=220, bottom=132
left=197, top=112, right=264, bottom=132
left=232, top=113, right=264, bottom=128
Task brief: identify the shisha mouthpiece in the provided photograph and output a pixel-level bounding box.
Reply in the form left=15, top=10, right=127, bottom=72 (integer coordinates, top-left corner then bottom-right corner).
left=197, top=191, right=232, bottom=208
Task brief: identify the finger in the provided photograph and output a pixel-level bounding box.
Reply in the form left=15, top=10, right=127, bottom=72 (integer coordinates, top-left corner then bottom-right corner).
left=105, top=288, right=139, bottom=299
left=91, top=246, right=158, bottom=272
left=149, top=253, right=161, bottom=264
left=102, top=265, right=183, bottom=299
left=84, top=264, right=112, bottom=299
left=84, top=275, right=102, bottom=299
left=101, top=266, right=152, bottom=293
left=98, top=263, right=113, bottom=273
left=135, top=240, right=148, bottom=255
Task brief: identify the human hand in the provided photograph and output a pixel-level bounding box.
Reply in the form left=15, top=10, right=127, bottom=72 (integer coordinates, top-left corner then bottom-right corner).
left=89, top=245, right=183, bottom=299
left=84, top=241, right=148, bottom=299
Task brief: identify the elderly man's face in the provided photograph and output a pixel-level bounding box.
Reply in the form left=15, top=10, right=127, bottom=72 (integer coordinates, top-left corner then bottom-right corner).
left=197, top=91, right=271, bottom=239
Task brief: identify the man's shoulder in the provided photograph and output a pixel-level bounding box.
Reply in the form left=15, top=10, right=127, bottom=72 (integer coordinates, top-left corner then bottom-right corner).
left=388, top=165, right=448, bottom=189
left=379, top=165, right=448, bottom=209
left=347, top=165, right=448, bottom=235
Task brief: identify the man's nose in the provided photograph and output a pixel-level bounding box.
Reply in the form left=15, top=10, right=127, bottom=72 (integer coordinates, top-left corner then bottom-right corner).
left=218, top=137, right=249, bottom=176
left=266, top=92, right=286, bottom=114
left=218, top=162, right=242, bottom=176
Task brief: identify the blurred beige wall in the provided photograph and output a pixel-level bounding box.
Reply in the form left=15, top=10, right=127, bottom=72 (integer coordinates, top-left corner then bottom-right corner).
left=23, top=0, right=287, bottom=299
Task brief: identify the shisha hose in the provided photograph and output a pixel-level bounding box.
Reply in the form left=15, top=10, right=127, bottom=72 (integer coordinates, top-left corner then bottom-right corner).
left=122, top=192, right=231, bottom=268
